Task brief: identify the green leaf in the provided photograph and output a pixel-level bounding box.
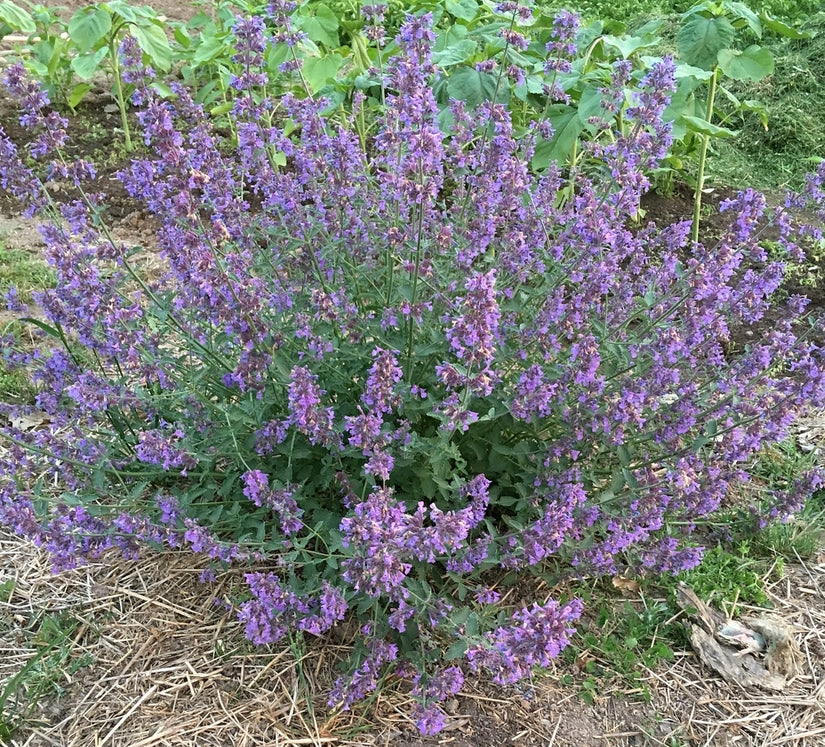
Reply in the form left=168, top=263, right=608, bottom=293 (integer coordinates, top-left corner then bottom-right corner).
left=680, top=114, right=738, bottom=138
left=673, top=61, right=715, bottom=81
left=445, top=0, right=479, bottom=22
left=133, top=23, right=172, bottom=71
left=758, top=12, right=811, bottom=40
left=445, top=639, right=469, bottom=660
left=465, top=612, right=479, bottom=637
left=433, top=35, right=477, bottom=68
left=302, top=53, right=343, bottom=93
left=106, top=0, right=159, bottom=22
left=70, top=46, right=109, bottom=80
left=209, top=100, right=234, bottom=116
left=717, top=45, right=773, bottom=82
left=578, top=83, right=610, bottom=131
left=741, top=98, right=768, bottom=128
left=0, top=1, right=35, bottom=34
left=173, top=25, right=191, bottom=48
left=19, top=317, right=64, bottom=340
left=577, top=20, right=604, bottom=52
left=296, top=4, right=339, bottom=49
left=67, top=81, right=92, bottom=109
left=68, top=6, right=112, bottom=53
left=531, top=104, right=583, bottom=169
left=601, top=32, right=660, bottom=59
left=193, top=34, right=228, bottom=64
left=105, top=0, right=139, bottom=23
left=151, top=80, right=174, bottom=98
left=724, top=1, right=762, bottom=36
left=446, top=67, right=506, bottom=109
left=677, top=15, right=735, bottom=70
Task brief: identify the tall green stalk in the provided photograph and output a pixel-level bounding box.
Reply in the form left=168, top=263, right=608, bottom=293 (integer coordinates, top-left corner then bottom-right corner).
left=109, top=34, right=133, bottom=153
left=691, top=66, right=719, bottom=246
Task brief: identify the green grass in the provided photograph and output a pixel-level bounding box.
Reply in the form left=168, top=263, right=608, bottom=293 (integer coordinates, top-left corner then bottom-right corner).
left=709, top=12, right=825, bottom=192
left=562, top=433, right=825, bottom=703
left=0, top=611, right=93, bottom=743
left=538, top=0, right=825, bottom=25
left=0, top=243, right=55, bottom=305
left=0, top=239, right=55, bottom=402
left=566, top=587, right=676, bottom=703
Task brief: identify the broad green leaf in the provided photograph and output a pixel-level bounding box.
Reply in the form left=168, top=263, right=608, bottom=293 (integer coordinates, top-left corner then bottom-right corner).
left=681, top=114, right=738, bottom=138
left=173, top=25, right=191, bottom=48
left=725, top=1, right=762, bottom=36
left=578, top=83, right=612, bottom=131
left=663, top=75, right=701, bottom=139
left=106, top=0, right=139, bottom=23
left=758, top=12, right=811, bottom=39
left=602, top=32, right=660, bottom=59
left=716, top=80, right=739, bottom=110
left=67, top=81, right=91, bottom=109
left=432, top=38, right=476, bottom=66
left=70, top=46, right=109, bottom=79
left=297, top=4, right=339, bottom=49
left=209, top=100, right=234, bottom=116
left=717, top=45, right=773, bottom=82
left=446, top=67, right=505, bottom=108
left=673, top=61, right=715, bottom=81
left=105, top=0, right=158, bottom=23
left=302, top=53, right=343, bottom=94
left=134, top=23, right=172, bottom=71
left=0, top=0, right=35, bottom=34
left=151, top=80, right=174, bottom=98
left=636, top=18, right=664, bottom=36
left=26, top=59, right=48, bottom=76
left=680, top=0, right=717, bottom=19
left=677, top=15, right=736, bottom=70
left=435, top=24, right=468, bottom=46
left=513, top=73, right=545, bottom=101
left=640, top=55, right=714, bottom=82
left=68, top=6, right=112, bottom=52
left=741, top=98, right=768, bottom=128
left=532, top=104, right=583, bottom=169
left=576, top=20, right=604, bottom=51
left=193, top=34, right=228, bottom=64
left=445, top=0, right=479, bottom=22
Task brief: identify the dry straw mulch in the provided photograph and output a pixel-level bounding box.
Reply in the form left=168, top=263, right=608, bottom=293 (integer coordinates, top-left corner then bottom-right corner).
left=1, top=531, right=824, bottom=747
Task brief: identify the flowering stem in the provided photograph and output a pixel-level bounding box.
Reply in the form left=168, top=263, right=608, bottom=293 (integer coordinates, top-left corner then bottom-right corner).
left=404, top=198, right=426, bottom=384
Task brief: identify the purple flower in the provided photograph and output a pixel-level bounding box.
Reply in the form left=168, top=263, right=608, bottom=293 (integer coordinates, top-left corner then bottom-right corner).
left=467, top=598, right=583, bottom=685
left=443, top=270, right=501, bottom=394
left=329, top=636, right=399, bottom=710
left=287, top=366, right=339, bottom=447
left=136, top=425, right=198, bottom=474
left=242, top=470, right=304, bottom=535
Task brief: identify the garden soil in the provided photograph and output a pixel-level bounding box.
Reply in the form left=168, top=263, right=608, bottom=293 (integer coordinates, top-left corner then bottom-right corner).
left=2, top=5, right=825, bottom=746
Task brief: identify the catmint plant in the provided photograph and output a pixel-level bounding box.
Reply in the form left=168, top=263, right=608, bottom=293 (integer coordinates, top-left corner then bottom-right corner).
left=1, top=6, right=825, bottom=735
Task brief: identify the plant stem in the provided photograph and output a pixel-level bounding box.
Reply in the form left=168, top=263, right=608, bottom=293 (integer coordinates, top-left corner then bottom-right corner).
left=691, top=66, right=718, bottom=246
left=110, top=36, right=133, bottom=153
